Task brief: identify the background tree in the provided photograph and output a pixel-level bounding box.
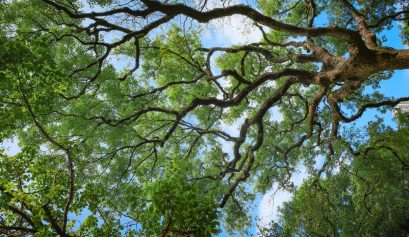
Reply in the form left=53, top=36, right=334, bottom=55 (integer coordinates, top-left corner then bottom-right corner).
left=265, top=114, right=409, bottom=237
left=0, top=0, right=408, bottom=236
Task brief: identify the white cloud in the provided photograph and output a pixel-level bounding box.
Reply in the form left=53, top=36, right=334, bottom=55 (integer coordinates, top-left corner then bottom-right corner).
left=257, top=163, right=309, bottom=229
left=220, top=117, right=244, bottom=137
left=258, top=187, right=292, bottom=227
left=314, top=155, right=326, bottom=170
left=206, top=16, right=262, bottom=46
left=202, top=16, right=262, bottom=46
left=199, top=0, right=262, bottom=46
left=269, top=106, right=283, bottom=122
left=0, top=137, right=21, bottom=156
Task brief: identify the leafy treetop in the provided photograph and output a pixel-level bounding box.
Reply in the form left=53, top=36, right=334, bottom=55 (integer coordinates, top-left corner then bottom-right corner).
left=0, top=0, right=408, bottom=236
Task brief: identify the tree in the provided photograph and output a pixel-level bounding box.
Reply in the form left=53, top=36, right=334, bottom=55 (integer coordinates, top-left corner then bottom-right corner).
left=0, top=0, right=408, bottom=236
left=266, top=114, right=409, bottom=237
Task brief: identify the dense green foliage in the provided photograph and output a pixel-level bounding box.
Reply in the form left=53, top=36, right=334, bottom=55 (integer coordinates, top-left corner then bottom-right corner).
left=0, top=0, right=408, bottom=236
left=264, top=116, right=409, bottom=236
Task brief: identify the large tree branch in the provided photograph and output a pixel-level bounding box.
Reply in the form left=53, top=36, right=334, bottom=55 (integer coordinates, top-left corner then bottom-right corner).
left=336, top=97, right=409, bottom=123
left=141, top=0, right=364, bottom=45
left=340, top=0, right=377, bottom=48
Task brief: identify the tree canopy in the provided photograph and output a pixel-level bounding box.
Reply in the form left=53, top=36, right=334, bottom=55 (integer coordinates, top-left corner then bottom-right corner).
left=260, top=116, right=409, bottom=236
left=0, top=0, right=408, bottom=236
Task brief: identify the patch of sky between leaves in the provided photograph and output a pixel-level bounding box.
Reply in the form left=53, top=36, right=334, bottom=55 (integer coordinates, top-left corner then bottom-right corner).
left=0, top=137, right=21, bottom=156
